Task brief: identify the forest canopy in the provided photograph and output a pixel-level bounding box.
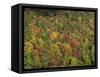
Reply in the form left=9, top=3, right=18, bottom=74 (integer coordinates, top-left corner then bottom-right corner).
left=24, top=8, right=95, bottom=69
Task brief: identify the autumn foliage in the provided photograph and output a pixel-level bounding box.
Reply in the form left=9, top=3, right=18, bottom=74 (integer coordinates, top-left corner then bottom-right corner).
left=24, top=8, right=95, bottom=69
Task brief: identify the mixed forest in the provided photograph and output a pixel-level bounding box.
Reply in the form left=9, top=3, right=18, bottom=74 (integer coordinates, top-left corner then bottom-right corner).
left=24, top=8, right=95, bottom=69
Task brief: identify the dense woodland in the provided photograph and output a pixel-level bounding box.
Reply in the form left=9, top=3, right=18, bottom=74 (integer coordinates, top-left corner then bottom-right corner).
left=24, top=8, right=95, bottom=69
